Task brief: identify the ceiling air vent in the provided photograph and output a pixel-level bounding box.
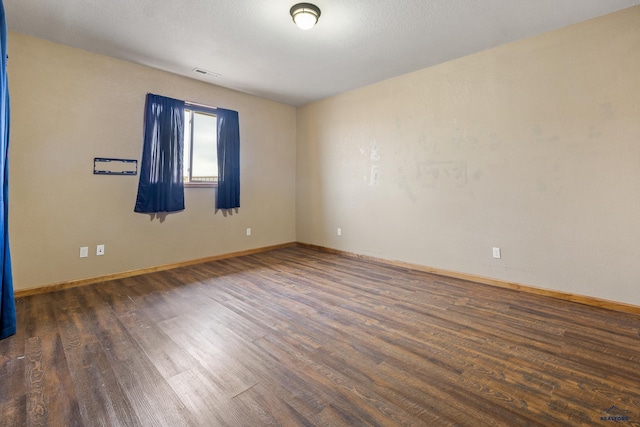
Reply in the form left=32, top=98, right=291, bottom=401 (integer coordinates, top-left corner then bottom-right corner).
left=192, top=67, right=221, bottom=78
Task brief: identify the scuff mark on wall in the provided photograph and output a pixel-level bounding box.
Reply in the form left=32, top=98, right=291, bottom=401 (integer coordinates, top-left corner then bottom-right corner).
left=587, top=126, right=602, bottom=139
left=533, top=124, right=559, bottom=145
left=417, top=161, right=468, bottom=188
left=369, top=165, right=380, bottom=186
left=370, top=140, right=381, bottom=161
left=536, top=179, right=548, bottom=193
left=368, top=140, right=381, bottom=186
left=396, top=167, right=416, bottom=203
left=600, top=102, right=614, bottom=120
left=417, top=131, right=440, bottom=154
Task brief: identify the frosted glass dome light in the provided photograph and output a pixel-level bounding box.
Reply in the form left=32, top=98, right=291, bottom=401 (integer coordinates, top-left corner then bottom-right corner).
left=290, top=3, right=321, bottom=30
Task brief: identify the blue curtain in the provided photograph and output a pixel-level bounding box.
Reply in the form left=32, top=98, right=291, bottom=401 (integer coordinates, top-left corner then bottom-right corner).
left=134, top=94, right=185, bottom=213
left=216, top=108, right=240, bottom=210
left=0, top=0, right=15, bottom=340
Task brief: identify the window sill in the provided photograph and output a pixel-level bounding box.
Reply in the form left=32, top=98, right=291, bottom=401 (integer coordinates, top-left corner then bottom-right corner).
left=185, top=182, right=217, bottom=188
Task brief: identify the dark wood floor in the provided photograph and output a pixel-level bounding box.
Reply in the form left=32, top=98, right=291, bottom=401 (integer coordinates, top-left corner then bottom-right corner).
left=1, top=246, right=639, bottom=426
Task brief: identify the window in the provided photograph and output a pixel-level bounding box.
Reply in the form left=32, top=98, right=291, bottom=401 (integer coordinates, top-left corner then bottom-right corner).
left=135, top=94, right=239, bottom=212
left=183, top=108, right=218, bottom=187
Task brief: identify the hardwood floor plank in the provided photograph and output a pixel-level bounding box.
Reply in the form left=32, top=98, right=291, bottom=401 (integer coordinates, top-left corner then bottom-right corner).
left=56, top=306, right=143, bottom=427
left=24, top=336, right=46, bottom=426
left=115, top=309, right=194, bottom=379
left=23, top=294, right=58, bottom=338
left=91, top=279, right=140, bottom=316
left=233, top=382, right=316, bottom=427
left=0, top=396, right=27, bottom=427
left=254, top=333, right=435, bottom=427
left=159, top=314, right=260, bottom=399
left=90, top=303, right=196, bottom=427
left=25, top=333, right=83, bottom=427
left=168, top=368, right=254, bottom=426
left=0, top=300, right=26, bottom=406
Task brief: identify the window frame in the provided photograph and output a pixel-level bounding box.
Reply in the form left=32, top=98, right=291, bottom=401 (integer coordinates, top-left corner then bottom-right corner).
left=183, top=103, right=218, bottom=188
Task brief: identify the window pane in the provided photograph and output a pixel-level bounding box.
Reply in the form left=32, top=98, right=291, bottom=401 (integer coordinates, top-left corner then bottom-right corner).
left=191, top=112, right=218, bottom=182
left=183, top=110, right=192, bottom=182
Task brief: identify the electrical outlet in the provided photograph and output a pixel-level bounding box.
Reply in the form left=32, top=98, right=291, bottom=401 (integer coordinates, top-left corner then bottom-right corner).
left=246, top=228, right=251, bottom=236
left=79, top=246, right=89, bottom=258
left=337, top=228, right=342, bottom=236
left=492, top=247, right=501, bottom=259
left=96, top=244, right=105, bottom=256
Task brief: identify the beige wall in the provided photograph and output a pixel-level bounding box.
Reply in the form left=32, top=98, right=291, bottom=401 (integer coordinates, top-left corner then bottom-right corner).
left=297, top=7, right=640, bottom=306
left=9, top=7, right=640, bottom=307
left=8, top=32, right=297, bottom=291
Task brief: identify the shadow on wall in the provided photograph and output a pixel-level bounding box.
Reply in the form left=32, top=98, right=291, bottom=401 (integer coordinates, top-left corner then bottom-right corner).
left=145, top=207, right=239, bottom=223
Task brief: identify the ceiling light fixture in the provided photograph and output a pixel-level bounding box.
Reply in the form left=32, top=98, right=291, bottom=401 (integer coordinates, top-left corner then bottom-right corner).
left=290, top=3, right=321, bottom=30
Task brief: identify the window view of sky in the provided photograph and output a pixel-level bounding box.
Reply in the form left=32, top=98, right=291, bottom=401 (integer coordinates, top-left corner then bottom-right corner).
left=184, top=110, right=217, bottom=181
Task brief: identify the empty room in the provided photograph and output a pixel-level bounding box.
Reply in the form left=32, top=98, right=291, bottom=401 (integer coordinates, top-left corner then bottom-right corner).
left=1, top=1, right=639, bottom=426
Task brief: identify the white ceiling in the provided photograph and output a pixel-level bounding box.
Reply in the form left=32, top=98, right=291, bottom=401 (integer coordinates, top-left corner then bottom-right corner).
left=5, top=0, right=640, bottom=106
